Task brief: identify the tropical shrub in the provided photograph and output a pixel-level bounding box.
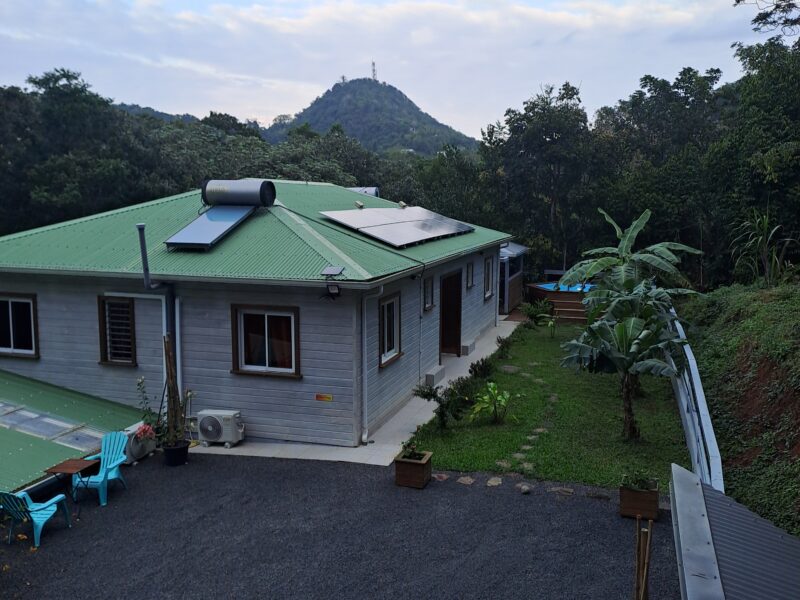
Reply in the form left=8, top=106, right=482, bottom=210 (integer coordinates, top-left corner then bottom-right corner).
left=469, top=382, right=517, bottom=424
left=468, top=357, right=495, bottom=379
left=731, top=208, right=798, bottom=287
left=496, top=335, right=513, bottom=359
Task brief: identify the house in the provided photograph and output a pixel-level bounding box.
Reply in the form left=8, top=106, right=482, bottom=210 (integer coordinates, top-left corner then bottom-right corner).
left=0, top=179, right=511, bottom=447
left=499, top=241, right=527, bottom=314
left=670, top=464, right=800, bottom=599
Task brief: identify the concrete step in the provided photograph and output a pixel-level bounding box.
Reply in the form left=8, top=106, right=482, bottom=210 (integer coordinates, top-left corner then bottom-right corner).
left=554, top=307, right=586, bottom=316
left=555, top=314, right=587, bottom=323
left=551, top=300, right=584, bottom=310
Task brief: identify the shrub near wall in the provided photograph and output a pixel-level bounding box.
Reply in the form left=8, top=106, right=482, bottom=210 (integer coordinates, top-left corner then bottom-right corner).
left=682, top=284, right=800, bottom=535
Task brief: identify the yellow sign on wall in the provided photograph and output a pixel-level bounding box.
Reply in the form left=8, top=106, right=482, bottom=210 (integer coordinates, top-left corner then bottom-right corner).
left=315, top=393, right=333, bottom=402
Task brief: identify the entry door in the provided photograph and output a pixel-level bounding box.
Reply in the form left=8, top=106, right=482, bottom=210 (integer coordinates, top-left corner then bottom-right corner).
left=439, top=270, right=462, bottom=359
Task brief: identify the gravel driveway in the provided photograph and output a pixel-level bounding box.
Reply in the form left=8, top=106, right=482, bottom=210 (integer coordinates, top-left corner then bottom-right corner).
left=0, top=454, right=680, bottom=599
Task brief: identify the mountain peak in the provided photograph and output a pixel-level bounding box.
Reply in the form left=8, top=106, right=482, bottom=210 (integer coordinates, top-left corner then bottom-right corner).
left=263, top=78, right=476, bottom=155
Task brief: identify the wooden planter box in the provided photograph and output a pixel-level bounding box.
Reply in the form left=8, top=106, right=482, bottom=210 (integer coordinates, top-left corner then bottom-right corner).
left=394, top=451, right=432, bottom=489
left=619, top=484, right=659, bottom=520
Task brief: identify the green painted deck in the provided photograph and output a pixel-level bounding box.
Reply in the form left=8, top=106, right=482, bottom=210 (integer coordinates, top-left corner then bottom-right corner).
left=0, top=370, right=140, bottom=491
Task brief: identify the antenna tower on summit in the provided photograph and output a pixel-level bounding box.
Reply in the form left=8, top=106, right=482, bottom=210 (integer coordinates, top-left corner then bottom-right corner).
left=371, top=61, right=377, bottom=81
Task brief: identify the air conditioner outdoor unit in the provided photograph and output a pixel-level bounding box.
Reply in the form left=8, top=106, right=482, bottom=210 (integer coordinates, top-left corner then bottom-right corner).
left=197, top=409, right=245, bottom=448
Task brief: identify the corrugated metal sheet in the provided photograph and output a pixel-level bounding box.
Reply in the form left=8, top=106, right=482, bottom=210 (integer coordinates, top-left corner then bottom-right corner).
left=703, top=483, right=800, bottom=599
left=0, top=181, right=511, bottom=283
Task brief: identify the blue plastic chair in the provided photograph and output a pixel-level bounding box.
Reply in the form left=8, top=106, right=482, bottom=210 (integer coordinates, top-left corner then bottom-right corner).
left=0, top=490, right=71, bottom=547
left=72, top=431, right=129, bottom=506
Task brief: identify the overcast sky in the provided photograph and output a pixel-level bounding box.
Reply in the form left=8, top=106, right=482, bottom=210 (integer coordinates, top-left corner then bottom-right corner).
left=0, top=1, right=762, bottom=138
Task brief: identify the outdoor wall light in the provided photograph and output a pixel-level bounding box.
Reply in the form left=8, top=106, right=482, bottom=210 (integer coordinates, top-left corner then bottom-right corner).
left=326, top=283, right=341, bottom=297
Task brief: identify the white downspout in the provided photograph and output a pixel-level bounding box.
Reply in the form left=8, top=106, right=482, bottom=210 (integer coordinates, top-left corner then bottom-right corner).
left=361, top=285, right=384, bottom=444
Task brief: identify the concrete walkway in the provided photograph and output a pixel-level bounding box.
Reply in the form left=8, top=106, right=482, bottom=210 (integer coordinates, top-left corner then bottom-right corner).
left=191, top=318, right=520, bottom=466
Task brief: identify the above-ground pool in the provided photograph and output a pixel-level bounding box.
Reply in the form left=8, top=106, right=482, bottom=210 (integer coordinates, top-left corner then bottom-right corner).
left=531, top=282, right=594, bottom=293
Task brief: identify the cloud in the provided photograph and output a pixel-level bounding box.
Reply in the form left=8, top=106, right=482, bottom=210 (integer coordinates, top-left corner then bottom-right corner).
left=0, top=0, right=762, bottom=137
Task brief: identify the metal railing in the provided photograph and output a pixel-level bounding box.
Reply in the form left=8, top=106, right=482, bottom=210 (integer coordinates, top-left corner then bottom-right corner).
left=668, top=314, right=724, bottom=492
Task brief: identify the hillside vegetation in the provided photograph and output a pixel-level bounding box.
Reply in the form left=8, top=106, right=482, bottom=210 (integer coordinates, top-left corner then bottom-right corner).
left=262, top=78, right=476, bottom=154
left=682, top=285, right=800, bottom=535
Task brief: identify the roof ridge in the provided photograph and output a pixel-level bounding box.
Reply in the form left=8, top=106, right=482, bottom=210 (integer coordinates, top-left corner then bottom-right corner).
left=271, top=203, right=372, bottom=279
left=0, top=190, right=199, bottom=244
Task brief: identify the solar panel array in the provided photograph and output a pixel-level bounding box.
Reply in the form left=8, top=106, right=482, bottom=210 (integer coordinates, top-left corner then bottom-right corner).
left=320, top=206, right=474, bottom=248
left=166, top=205, right=256, bottom=250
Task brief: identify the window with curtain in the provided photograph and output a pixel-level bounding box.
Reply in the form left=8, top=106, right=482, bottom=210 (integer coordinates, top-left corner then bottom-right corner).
left=379, top=294, right=401, bottom=366
left=234, top=306, right=299, bottom=375
left=0, top=294, right=37, bottom=357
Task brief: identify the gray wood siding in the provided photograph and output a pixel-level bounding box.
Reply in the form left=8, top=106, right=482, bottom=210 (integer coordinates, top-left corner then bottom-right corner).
left=177, top=284, right=359, bottom=447
left=363, top=247, right=500, bottom=430
left=0, top=275, right=163, bottom=408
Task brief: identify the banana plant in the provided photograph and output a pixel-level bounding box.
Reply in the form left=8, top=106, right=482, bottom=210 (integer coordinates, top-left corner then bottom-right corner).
left=583, top=277, right=697, bottom=323
left=561, top=314, right=684, bottom=440
left=560, top=208, right=701, bottom=288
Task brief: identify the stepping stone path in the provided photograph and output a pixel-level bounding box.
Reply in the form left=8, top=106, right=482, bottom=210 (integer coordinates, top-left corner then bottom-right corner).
left=533, top=428, right=549, bottom=434
left=548, top=486, right=574, bottom=496
left=548, top=394, right=559, bottom=403
left=586, top=491, right=611, bottom=501
left=527, top=362, right=541, bottom=367
left=500, top=365, right=521, bottom=374
left=486, top=477, right=503, bottom=487
left=533, top=378, right=546, bottom=384
left=432, top=473, right=449, bottom=482
left=512, top=452, right=526, bottom=460
left=521, top=462, right=534, bottom=471
left=515, top=483, right=532, bottom=495
left=495, top=460, right=511, bottom=469
left=456, top=476, right=475, bottom=486
left=519, top=373, right=532, bottom=378
left=527, top=435, right=539, bottom=442
left=520, top=445, right=533, bottom=451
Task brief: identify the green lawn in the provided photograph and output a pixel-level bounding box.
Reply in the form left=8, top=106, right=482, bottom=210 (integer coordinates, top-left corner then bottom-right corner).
left=411, top=325, right=689, bottom=488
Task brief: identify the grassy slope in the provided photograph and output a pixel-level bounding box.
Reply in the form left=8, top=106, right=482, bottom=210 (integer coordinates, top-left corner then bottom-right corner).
left=682, top=284, right=800, bottom=535
left=412, top=326, right=688, bottom=488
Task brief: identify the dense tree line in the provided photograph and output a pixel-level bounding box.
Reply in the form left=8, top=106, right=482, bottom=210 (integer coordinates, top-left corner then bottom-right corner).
left=2, top=38, right=800, bottom=288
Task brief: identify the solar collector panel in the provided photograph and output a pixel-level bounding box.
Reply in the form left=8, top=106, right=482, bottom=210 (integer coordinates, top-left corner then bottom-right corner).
left=165, top=205, right=256, bottom=250
left=320, top=207, right=474, bottom=248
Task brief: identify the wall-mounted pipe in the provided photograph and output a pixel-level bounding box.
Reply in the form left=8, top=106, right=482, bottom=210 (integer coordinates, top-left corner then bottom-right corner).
left=136, top=223, right=155, bottom=290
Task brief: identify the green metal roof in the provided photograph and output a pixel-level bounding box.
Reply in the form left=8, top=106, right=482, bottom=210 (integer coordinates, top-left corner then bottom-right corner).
left=0, top=181, right=511, bottom=284
left=0, top=369, right=140, bottom=491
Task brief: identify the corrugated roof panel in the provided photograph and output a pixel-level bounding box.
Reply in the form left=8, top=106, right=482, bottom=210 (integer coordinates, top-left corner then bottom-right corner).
left=703, top=483, right=800, bottom=599
left=0, top=180, right=511, bottom=283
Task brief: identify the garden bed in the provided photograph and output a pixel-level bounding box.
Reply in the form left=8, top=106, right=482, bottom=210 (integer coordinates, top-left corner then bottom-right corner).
left=410, top=326, right=689, bottom=488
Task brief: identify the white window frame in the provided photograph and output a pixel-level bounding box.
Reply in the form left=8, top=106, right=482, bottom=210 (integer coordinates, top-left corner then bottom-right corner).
left=466, top=262, right=475, bottom=289
left=237, top=308, right=297, bottom=375
left=379, top=294, right=401, bottom=366
left=0, top=295, right=37, bottom=357
left=484, top=257, right=494, bottom=300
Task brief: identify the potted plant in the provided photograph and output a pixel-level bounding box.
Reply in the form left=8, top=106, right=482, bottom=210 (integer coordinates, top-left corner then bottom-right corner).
left=394, top=437, right=432, bottom=489
left=619, top=471, right=659, bottom=520
left=126, top=377, right=160, bottom=464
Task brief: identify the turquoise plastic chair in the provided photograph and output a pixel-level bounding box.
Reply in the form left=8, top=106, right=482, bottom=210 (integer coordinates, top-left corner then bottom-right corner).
left=72, top=431, right=128, bottom=506
left=0, top=490, right=71, bottom=547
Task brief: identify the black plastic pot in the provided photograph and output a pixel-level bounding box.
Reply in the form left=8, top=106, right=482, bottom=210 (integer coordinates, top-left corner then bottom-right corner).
left=163, top=440, right=190, bottom=466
